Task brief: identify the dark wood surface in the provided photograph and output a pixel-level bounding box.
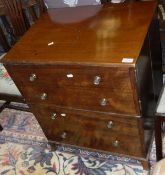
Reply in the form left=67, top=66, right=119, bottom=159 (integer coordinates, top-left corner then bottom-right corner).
left=0, top=0, right=45, bottom=38
left=2, top=2, right=162, bottom=169
left=0, top=0, right=39, bottom=15
left=2, top=2, right=157, bottom=66
left=6, top=64, right=139, bottom=115
left=31, top=104, right=145, bottom=157
left=1, top=0, right=27, bottom=36
left=9, top=87, right=138, bottom=114
left=0, top=23, right=10, bottom=51
left=0, top=93, right=24, bottom=102
left=0, top=0, right=5, bottom=15
left=5, top=65, right=133, bottom=92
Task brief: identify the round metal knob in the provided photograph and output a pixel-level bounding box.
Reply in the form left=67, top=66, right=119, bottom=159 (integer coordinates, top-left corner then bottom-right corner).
left=61, top=132, right=67, bottom=139
left=29, top=74, right=37, bottom=82
left=40, top=93, right=48, bottom=100
left=107, top=121, right=114, bottom=129
left=93, top=76, right=101, bottom=85
left=51, top=113, right=57, bottom=120
left=100, top=98, right=108, bottom=106
left=112, top=140, right=119, bottom=147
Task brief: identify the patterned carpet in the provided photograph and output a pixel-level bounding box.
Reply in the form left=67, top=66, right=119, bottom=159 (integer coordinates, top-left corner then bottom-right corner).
left=0, top=107, right=157, bottom=175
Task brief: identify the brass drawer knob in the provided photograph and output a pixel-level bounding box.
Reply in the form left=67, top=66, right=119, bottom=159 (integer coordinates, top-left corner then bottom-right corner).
left=29, top=74, right=37, bottom=82
left=112, top=140, right=119, bottom=147
left=51, top=113, right=57, bottom=120
left=40, top=93, right=48, bottom=100
left=61, top=132, right=67, bottom=139
left=107, top=121, right=114, bottom=129
left=93, top=76, right=101, bottom=85
left=100, top=98, right=108, bottom=106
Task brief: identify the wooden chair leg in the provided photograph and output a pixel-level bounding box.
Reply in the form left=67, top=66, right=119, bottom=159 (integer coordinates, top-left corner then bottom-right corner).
left=0, top=22, right=10, bottom=52
left=0, top=124, right=3, bottom=131
left=30, top=6, right=38, bottom=22
left=22, top=10, right=31, bottom=29
left=155, top=116, right=163, bottom=161
left=1, top=15, right=15, bottom=45
left=0, top=101, right=10, bottom=132
left=7, top=103, right=30, bottom=112
left=0, top=101, right=10, bottom=112
left=100, top=0, right=108, bottom=3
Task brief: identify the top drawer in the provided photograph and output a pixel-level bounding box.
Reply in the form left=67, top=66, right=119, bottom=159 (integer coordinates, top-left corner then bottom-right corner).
left=6, top=65, right=133, bottom=92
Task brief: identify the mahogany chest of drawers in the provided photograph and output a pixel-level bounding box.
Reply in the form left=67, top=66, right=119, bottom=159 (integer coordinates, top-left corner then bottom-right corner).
left=1, top=2, right=162, bottom=168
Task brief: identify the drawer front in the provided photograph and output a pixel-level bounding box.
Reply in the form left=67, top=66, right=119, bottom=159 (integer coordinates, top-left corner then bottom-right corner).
left=25, top=87, right=136, bottom=114
left=6, top=65, right=138, bottom=115
left=6, top=65, right=133, bottom=92
left=31, top=105, right=145, bottom=157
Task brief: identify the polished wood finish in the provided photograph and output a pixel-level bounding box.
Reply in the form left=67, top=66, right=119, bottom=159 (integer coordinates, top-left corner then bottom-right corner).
left=1, top=2, right=162, bottom=169
left=6, top=65, right=139, bottom=115
left=5, top=65, right=133, bottom=92
left=8, top=86, right=137, bottom=114
left=3, top=2, right=156, bottom=65
left=31, top=104, right=144, bottom=157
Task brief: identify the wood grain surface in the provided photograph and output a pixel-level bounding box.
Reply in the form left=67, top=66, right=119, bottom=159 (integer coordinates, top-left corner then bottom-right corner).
left=2, top=2, right=156, bottom=66
left=31, top=104, right=145, bottom=157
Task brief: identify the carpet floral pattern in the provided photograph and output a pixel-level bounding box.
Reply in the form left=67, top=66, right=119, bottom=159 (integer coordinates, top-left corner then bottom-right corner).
left=0, top=108, right=153, bottom=174
left=0, top=63, right=12, bottom=84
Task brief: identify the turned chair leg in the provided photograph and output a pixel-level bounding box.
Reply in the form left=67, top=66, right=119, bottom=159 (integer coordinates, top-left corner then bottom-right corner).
left=48, top=141, right=58, bottom=151
left=0, top=17, right=10, bottom=52
left=0, top=102, right=10, bottom=132
left=155, top=116, right=163, bottom=161
left=0, top=124, right=3, bottom=131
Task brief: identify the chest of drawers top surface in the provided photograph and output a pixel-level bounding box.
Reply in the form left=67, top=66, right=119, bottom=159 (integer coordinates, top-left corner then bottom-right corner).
left=2, top=2, right=156, bottom=66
